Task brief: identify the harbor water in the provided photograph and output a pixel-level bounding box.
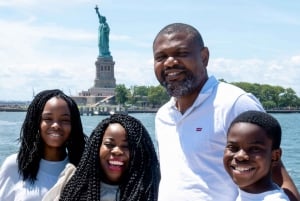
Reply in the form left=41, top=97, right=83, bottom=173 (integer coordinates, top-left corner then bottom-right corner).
left=0, top=112, right=299, bottom=190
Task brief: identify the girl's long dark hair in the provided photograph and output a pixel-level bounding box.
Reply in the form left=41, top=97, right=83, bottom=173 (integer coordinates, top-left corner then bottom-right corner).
left=17, top=89, right=87, bottom=183
left=60, top=114, right=160, bottom=201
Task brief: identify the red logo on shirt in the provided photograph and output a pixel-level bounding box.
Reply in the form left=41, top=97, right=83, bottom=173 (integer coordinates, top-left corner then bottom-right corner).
left=196, top=128, right=202, bottom=131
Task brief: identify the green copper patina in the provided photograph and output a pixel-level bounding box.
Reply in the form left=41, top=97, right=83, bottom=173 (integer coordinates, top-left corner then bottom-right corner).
left=95, top=5, right=111, bottom=58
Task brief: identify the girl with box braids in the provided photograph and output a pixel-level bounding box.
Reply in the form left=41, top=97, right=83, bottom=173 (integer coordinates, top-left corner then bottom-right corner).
left=59, top=113, right=160, bottom=201
left=0, top=89, right=87, bottom=201
left=18, top=89, right=87, bottom=182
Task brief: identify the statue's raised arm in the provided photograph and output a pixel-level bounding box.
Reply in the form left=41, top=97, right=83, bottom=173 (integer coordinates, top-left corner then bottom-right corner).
left=95, top=5, right=101, bottom=23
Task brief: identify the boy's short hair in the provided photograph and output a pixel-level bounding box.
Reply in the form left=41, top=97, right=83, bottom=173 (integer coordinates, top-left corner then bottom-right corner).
left=228, top=110, right=281, bottom=149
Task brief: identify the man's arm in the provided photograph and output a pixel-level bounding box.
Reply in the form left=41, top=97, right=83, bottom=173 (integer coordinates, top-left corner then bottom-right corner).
left=272, top=160, right=300, bottom=201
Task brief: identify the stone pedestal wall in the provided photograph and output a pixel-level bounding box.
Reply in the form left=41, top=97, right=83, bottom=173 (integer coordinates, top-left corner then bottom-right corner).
left=94, top=56, right=116, bottom=88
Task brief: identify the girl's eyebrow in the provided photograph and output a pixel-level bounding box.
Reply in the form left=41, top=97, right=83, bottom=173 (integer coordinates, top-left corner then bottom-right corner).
left=103, top=137, right=114, bottom=140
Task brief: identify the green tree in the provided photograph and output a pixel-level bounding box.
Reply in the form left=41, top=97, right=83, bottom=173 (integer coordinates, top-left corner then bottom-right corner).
left=260, top=84, right=285, bottom=108
left=148, top=85, right=169, bottom=107
left=115, top=82, right=300, bottom=109
left=115, top=84, right=129, bottom=105
left=231, top=82, right=261, bottom=98
left=262, top=100, right=276, bottom=110
left=133, top=86, right=149, bottom=97
left=278, top=88, right=298, bottom=108
left=129, top=85, right=149, bottom=105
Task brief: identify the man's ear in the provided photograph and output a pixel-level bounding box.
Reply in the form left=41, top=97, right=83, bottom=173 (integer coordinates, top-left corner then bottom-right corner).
left=201, top=47, right=209, bottom=67
left=272, top=148, right=282, bottom=162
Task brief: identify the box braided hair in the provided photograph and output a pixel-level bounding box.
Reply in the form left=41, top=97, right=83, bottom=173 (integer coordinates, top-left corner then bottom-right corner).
left=59, top=114, right=160, bottom=201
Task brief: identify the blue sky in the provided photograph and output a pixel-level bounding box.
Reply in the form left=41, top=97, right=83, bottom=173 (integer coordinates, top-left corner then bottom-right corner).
left=1, top=0, right=300, bottom=101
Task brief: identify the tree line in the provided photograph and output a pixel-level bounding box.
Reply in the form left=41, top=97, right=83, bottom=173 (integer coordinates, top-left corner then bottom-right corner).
left=115, top=84, right=169, bottom=109
left=115, top=80, right=300, bottom=110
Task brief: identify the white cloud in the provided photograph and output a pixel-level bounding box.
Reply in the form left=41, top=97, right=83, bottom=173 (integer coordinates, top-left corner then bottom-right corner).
left=291, top=56, right=300, bottom=64
left=113, top=51, right=158, bottom=87
left=209, top=56, right=300, bottom=96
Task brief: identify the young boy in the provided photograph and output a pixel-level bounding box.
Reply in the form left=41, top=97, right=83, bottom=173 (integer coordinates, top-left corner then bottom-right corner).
left=223, top=110, right=290, bottom=200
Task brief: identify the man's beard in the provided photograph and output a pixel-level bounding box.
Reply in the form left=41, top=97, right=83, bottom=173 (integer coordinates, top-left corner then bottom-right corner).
left=161, top=71, right=199, bottom=98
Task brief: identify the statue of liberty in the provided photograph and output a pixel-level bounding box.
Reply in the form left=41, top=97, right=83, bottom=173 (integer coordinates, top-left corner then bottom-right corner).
left=95, top=5, right=111, bottom=57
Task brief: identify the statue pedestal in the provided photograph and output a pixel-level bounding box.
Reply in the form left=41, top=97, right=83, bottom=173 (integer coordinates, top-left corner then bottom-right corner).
left=87, top=56, right=116, bottom=97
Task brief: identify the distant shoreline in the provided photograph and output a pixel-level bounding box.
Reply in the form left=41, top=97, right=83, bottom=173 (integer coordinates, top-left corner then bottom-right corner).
left=0, top=107, right=27, bottom=112
left=0, top=107, right=300, bottom=114
left=266, top=109, right=300, bottom=113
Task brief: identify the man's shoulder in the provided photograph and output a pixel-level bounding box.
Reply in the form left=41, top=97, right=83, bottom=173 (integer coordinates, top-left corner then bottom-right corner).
left=157, top=98, right=173, bottom=111
left=155, top=100, right=175, bottom=124
left=216, top=81, right=261, bottom=103
left=213, top=81, right=264, bottom=112
left=218, top=81, right=246, bottom=94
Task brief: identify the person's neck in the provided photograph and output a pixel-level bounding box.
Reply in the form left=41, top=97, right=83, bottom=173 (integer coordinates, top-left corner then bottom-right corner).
left=43, top=148, right=67, bottom=161
left=240, top=178, right=277, bottom=194
left=176, top=90, right=200, bottom=114
left=175, top=77, right=208, bottom=114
